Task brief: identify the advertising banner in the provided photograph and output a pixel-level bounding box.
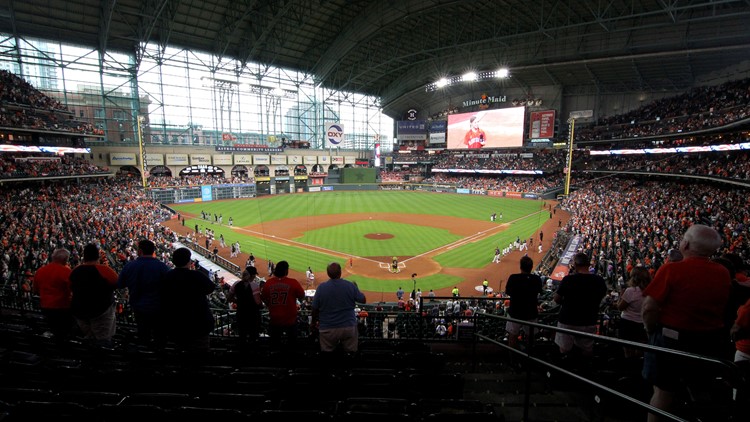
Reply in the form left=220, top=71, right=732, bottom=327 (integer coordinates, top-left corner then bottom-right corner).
left=234, top=154, right=252, bottom=165
left=529, top=110, right=556, bottom=139
left=166, top=154, right=189, bottom=165
left=212, top=154, right=233, bottom=165
left=326, top=122, right=345, bottom=146
left=397, top=120, right=427, bottom=140
left=253, top=155, right=270, bottom=165
left=550, top=235, right=582, bottom=281
left=190, top=154, right=212, bottom=165
left=109, top=153, right=137, bottom=166
left=145, top=153, right=164, bottom=166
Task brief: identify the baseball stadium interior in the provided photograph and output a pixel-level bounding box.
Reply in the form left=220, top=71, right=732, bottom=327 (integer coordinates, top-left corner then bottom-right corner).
left=1, top=1, right=750, bottom=421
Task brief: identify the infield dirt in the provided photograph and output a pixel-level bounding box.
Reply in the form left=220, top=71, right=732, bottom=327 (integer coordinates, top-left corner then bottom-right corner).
left=164, top=202, right=569, bottom=299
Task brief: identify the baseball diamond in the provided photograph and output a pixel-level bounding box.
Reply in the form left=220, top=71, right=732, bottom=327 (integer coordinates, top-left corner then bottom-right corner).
left=165, top=190, right=568, bottom=299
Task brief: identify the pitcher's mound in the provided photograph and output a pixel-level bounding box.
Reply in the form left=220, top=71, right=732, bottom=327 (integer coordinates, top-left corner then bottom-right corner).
left=364, top=233, right=394, bottom=240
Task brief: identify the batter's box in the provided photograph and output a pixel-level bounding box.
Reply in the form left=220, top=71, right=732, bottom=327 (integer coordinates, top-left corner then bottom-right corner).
left=379, top=262, right=406, bottom=272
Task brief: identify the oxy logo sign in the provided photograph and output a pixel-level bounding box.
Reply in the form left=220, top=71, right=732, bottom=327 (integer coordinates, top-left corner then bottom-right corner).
left=326, top=123, right=344, bottom=145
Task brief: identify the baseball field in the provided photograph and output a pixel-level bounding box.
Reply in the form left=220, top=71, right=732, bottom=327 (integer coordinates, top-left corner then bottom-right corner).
left=167, top=190, right=563, bottom=299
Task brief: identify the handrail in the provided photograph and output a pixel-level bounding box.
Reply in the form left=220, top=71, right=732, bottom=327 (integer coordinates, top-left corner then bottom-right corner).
left=473, top=312, right=745, bottom=422
left=2, top=287, right=744, bottom=422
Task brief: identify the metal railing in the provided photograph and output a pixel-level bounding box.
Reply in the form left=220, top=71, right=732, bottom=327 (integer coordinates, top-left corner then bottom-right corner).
left=2, top=289, right=745, bottom=422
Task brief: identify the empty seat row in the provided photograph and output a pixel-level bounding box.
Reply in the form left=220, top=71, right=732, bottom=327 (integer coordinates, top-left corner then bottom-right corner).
left=0, top=398, right=503, bottom=422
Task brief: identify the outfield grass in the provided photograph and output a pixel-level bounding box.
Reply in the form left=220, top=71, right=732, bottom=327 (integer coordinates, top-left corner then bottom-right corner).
left=296, top=221, right=463, bottom=256
left=170, top=190, right=549, bottom=292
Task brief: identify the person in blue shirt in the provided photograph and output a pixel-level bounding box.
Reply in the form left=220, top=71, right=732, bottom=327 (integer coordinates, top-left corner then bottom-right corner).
left=311, top=262, right=366, bottom=356
left=117, top=239, right=170, bottom=347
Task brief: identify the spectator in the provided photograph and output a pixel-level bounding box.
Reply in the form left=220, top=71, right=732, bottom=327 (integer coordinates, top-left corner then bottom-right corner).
left=226, top=265, right=263, bottom=347
left=722, top=253, right=750, bottom=331
left=553, top=252, right=607, bottom=358
left=69, top=243, right=119, bottom=347
left=117, top=239, right=171, bottom=347
left=505, top=256, right=544, bottom=350
left=311, top=262, right=366, bottom=359
left=641, top=224, right=731, bottom=422
left=731, top=297, right=750, bottom=362
left=616, top=266, right=651, bottom=359
left=32, top=248, right=74, bottom=344
left=260, top=260, right=305, bottom=349
left=160, top=247, right=216, bottom=354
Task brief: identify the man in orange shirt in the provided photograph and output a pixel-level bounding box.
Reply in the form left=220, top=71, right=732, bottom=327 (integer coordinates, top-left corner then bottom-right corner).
left=642, top=224, right=731, bottom=422
left=33, top=248, right=74, bottom=344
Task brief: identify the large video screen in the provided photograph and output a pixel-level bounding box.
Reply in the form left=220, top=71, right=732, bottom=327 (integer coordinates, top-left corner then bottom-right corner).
left=446, top=107, right=525, bottom=149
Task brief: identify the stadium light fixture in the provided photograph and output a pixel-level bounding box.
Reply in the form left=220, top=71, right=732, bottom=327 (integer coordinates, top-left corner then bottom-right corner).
left=425, top=67, right=512, bottom=92
left=462, top=71, right=477, bottom=82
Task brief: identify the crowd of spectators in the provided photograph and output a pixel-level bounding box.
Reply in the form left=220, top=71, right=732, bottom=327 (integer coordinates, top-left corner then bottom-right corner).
left=147, top=173, right=255, bottom=188
left=573, top=78, right=750, bottom=142
left=430, top=148, right=568, bottom=171
left=0, top=70, right=66, bottom=111
left=558, top=178, right=749, bottom=289
left=0, top=70, right=102, bottom=136
left=421, top=174, right=563, bottom=194
left=0, top=152, right=109, bottom=179
left=2, top=71, right=750, bottom=334
left=578, top=150, right=750, bottom=182
left=0, top=178, right=175, bottom=293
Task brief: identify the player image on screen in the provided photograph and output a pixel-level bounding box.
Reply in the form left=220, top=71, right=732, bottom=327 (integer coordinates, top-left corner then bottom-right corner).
left=463, top=116, right=487, bottom=148
left=446, top=107, right=526, bottom=149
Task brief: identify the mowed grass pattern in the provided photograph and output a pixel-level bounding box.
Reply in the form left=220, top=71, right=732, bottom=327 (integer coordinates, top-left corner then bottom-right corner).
left=296, top=221, right=463, bottom=257
left=171, top=191, right=549, bottom=291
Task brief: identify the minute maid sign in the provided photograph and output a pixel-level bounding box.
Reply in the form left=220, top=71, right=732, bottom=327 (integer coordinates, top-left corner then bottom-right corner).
left=326, top=122, right=344, bottom=146
left=462, top=94, right=507, bottom=108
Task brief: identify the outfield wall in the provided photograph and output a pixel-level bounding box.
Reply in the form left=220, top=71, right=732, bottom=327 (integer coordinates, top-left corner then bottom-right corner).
left=148, top=181, right=553, bottom=203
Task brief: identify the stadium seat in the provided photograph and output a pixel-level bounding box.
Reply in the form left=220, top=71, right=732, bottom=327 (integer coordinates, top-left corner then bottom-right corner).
left=52, top=390, right=123, bottom=407
left=117, top=392, right=196, bottom=408
left=193, top=392, right=270, bottom=412
left=170, top=405, right=252, bottom=421
left=256, top=409, right=333, bottom=422
left=3, top=400, right=93, bottom=422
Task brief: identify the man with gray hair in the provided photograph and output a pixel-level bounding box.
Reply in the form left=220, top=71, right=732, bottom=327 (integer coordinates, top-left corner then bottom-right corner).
left=641, top=224, right=731, bottom=422
left=33, top=248, right=74, bottom=344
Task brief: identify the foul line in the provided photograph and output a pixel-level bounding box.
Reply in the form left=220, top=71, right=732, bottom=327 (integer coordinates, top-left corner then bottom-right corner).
left=231, top=209, right=547, bottom=266
left=401, top=209, right=547, bottom=264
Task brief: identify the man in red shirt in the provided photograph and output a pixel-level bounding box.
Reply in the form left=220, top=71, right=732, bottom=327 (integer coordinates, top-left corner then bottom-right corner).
left=33, top=248, right=74, bottom=344
left=642, top=224, right=731, bottom=422
left=260, top=260, right=305, bottom=349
